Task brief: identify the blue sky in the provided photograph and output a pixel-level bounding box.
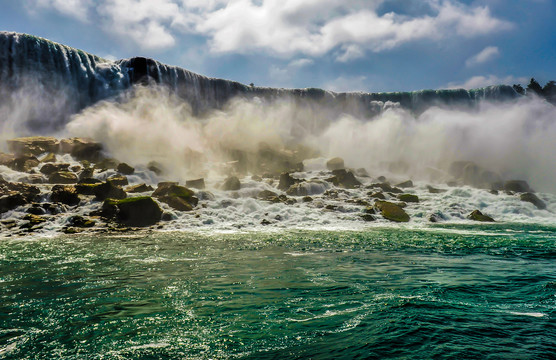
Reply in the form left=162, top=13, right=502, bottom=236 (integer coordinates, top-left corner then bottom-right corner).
left=1, top=0, right=555, bottom=92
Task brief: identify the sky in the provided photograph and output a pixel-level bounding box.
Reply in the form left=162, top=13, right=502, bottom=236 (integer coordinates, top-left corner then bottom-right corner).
left=1, top=0, right=555, bottom=92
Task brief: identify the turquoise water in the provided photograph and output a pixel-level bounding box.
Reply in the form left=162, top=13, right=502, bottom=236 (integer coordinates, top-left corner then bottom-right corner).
left=1, top=224, right=556, bottom=359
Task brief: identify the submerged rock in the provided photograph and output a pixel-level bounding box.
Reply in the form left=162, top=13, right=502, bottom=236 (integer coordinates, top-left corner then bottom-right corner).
left=520, top=193, right=546, bottom=210
left=374, top=200, right=410, bottom=222
left=102, top=196, right=162, bottom=227
left=467, top=210, right=495, bottom=222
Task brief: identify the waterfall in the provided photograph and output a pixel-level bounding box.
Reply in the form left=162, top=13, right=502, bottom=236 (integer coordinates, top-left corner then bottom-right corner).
left=0, top=31, right=521, bottom=132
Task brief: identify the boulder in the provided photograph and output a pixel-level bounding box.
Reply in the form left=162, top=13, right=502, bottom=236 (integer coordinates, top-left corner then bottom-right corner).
left=125, top=183, right=154, bottom=193
left=2, top=182, right=40, bottom=201
left=504, top=180, right=531, bottom=193
left=520, top=193, right=546, bottom=210
left=374, top=200, right=410, bottom=222
left=395, top=180, right=413, bottom=188
left=50, top=185, right=80, bottom=206
left=0, top=193, right=27, bottom=213
left=40, top=163, right=70, bottom=175
left=7, top=136, right=59, bottom=156
left=368, top=192, right=386, bottom=200
left=186, top=178, right=205, bottom=190
left=222, top=176, right=241, bottom=191
left=60, top=138, right=103, bottom=162
left=116, top=162, right=135, bottom=175
left=360, top=214, right=376, bottom=221
left=302, top=196, right=313, bottom=202
left=9, top=155, right=39, bottom=172
left=107, top=175, right=128, bottom=186
left=326, top=157, right=344, bottom=170
left=78, top=168, right=94, bottom=180
left=368, top=182, right=403, bottom=194
left=257, top=190, right=278, bottom=201
left=278, top=173, right=296, bottom=190
left=48, top=171, right=78, bottom=184
left=152, top=183, right=198, bottom=211
left=93, top=181, right=127, bottom=200
left=102, top=197, right=162, bottom=227
left=22, top=214, right=47, bottom=226
left=467, top=210, right=495, bottom=222
left=327, top=169, right=361, bottom=189
left=67, top=215, right=95, bottom=228
left=427, top=185, right=447, bottom=194
left=286, top=183, right=308, bottom=196
left=95, top=158, right=119, bottom=170
left=397, top=194, right=419, bottom=203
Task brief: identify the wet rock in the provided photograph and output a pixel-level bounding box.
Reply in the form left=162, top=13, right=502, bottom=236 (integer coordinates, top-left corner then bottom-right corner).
left=61, top=138, right=103, bottom=162
left=117, top=162, right=134, bottom=175
left=102, top=196, right=162, bottom=227
left=93, top=181, right=127, bottom=201
left=161, top=212, right=173, bottom=221
left=196, top=191, right=215, bottom=201
left=261, top=219, right=272, bottom=226
left=395, top=180, right=413, bottom=188
left=286, top=183, right=308, bottom=196
left=147, top=161, right=164, bottom=175
left=22, top=214, right=47, bottom=226
left=49, top=171, right=78, bottom=184
left=95, top=158, right=119, bottom=170
left=186, top=178, right=205, bottom=190
left=368, top=192, right=386, bottom=200
left=152, top=183, right=198, bottom=211
left=40, top=152, right=57, bottom=163
left=278, top=172, right=297, bottom=191
left=360, top=214, right=376, bottom=221
left=222, top=176, right=241, bottom=191
left=302, top=196, right=313, bottom=202
left=490, top=190, right=499, bottom=195
left=467, top=210, right=495, bottom=222
left=2, top=182, right=40, bottom=202
left=397, top=194, right=419, bottom=203
left=40, top=163, right=70, bottom=175
left=78, top=177, right=102, bottom=185
left=251, top=175, right=262, bottom=182
left=504, top=180, right=531, bottom=193
left=325, top=204, right=338, bottom=211
left=7, top=136, right=59, bottom=156
left=78, top=168, right=94, bottom=180
left=125, top=183, right=154, bottom=193
left=10, top=155, right=39, bottom=172
left=50, top=185, right=80, bottom=206
left=328, top=169, right=361, bottom=189
left=107, top=175, right=128, bottom=186
left=0, top=152, right=15, bottom=166
left=68, top=215, right=95, bottom=228
left=20, top=174, right=46, bottom=184
left=368, top=182, right=402, bottom=194
left=520, top=193, right=546, bottom=210
left=27, top=203, right=46, bottom=215
left=257, top=190, right=278, bottom=201
left=0, top=193, right=27, bottom=213
left=364, top=206, right=376, bottom=215
left=374, top=200, right=410, bottom=222
left=355, top=168, right=370, bottom=177
left=429, top=212, right=447, bottom=223
left=326, top=157, right=345, bottom=170
left=427, top=185, right=447, bottom=194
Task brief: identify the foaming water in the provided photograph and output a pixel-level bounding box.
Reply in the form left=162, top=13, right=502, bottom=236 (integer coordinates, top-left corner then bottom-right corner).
left=1, top=228, right=555, bottom=359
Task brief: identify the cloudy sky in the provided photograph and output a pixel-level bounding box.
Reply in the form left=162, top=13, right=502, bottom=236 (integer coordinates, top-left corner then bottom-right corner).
left=1, top=0, right=555, bottom=92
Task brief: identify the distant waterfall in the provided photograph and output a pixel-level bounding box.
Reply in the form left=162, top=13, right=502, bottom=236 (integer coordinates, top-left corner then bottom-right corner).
left=0, top=31, right=521, bottom=132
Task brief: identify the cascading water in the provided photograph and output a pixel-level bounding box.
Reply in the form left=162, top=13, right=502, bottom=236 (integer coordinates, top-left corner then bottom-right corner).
left=0, top=31, right=522, bottom=133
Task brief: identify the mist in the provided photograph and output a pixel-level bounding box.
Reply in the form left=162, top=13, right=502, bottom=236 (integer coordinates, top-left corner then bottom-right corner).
left=59, top=85, right=556, bottom=192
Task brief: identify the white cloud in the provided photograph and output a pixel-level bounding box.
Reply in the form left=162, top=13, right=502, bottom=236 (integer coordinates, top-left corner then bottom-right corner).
left=27, top=0, right=513, bottom=56
left=446, top=75, right=527, bottom=89
left=465, top=46, right=500, bottom=67
left=323, top=75, right=369, bottom=93
left=33, top=0, right=93, bottom=22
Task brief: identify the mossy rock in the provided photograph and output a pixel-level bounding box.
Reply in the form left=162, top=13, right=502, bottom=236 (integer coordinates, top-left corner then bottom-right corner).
left=152, top=183, right=197, bottom=211
left=107, top=175, right=129, bottom=186
left=467, top=210, right=495, bottom=222
left=374, top=200, right=410, bottom=222
left=397, top=194, right=419, bottom=203
left=40, top=152, right=57, bottom=163
left=126, top=183, right=154, bottom=193
left=103, top=196, right=162, bottom=227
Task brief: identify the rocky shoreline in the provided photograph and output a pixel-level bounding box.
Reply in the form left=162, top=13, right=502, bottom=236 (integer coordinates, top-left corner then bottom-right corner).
left=0, top=136, right=550, bottom=237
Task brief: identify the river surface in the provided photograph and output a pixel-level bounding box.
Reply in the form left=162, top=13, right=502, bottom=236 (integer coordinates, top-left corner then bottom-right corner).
left=1, top=224, right=556, bottom=359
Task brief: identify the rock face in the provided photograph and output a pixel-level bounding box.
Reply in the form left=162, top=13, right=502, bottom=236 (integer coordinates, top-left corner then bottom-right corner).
left=102, top=197, right=162, bottom=227
left=7, top=136, right=59, bottom=156
left=222, top=176, right=241, bottom=191
left=520, top=193, right=546, bottom=210
left=467, top=210, right=495, bottom=222
left=374, top=200, right=410, bottom=222
left=326, top=157, right=345, bottom=170
left=152, top=183, right=198, bottom=211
